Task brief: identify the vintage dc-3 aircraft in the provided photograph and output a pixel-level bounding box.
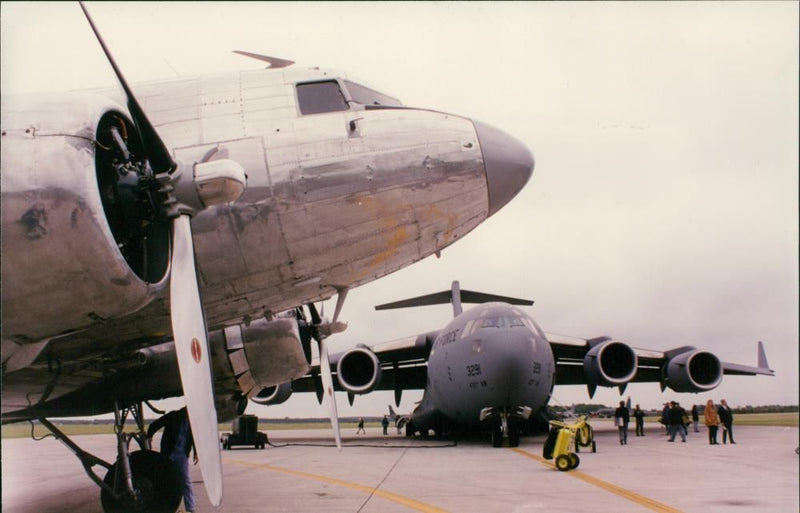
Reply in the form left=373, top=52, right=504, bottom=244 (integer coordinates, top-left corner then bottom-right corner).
left=0, top=4, right=533, bottom=513
left=279, top=281, right=773, bottom=447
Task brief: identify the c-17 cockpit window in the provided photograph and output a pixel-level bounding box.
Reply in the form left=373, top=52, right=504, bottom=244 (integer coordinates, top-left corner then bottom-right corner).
left=296, top=81, right=349, bottom=115
left=481, top=316, right=527, bottom=329
left=343, top=80, right=402, bottom=108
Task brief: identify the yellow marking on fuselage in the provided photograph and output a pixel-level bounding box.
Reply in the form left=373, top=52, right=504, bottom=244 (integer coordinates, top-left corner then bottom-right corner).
left=511, top=448, right=684, bottom=513
left=225, top=457, right=449, bottom=513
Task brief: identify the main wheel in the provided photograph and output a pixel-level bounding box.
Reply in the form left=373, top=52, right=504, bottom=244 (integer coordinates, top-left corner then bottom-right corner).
left=100, top=450, right=181, bottom=513
left=568, top=452, right=580, bottom=469
left=555, top=454, right=571, bottom=471
left=491, top=427, right=503, bottom=448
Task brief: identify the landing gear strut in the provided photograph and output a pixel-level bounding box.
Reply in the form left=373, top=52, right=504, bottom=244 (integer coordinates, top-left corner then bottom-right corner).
left=482, top=407, right=526, bottom=447
left=38, top=401, right=181, bottom=513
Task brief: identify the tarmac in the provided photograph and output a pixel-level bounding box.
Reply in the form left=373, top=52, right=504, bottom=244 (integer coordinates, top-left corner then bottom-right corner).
left=2, top=421, right=798, bottom=513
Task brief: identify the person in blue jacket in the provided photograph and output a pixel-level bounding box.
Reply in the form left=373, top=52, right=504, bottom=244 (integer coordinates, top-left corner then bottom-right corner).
left=147, top=408, right=197, bottom=513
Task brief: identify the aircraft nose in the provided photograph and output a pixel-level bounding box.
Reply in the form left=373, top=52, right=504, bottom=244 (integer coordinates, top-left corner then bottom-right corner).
left=474, top=120, right=534, bottom=217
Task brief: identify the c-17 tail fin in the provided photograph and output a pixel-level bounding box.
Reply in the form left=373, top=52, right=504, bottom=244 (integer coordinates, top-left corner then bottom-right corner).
left=375, top=281, right=533, bottom=318
left=757, top=341, right=770, bottom=370
left=722, top=341, right=775, bottom=376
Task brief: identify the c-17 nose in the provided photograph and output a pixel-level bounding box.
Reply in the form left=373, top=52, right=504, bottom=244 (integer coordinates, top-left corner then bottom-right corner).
left=474, top=120, right=534, bottom=217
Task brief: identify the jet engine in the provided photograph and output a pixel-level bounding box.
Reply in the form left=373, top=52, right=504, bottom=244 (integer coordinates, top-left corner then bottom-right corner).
left=664, top=349, right=722, bottom=392
left=583, top=340, right=638, bottom=387
left=336, top=346, right=382, bottom=394
left=1, top=96, right=171, bottom=342
left=250, top=383, right=293, bottom=405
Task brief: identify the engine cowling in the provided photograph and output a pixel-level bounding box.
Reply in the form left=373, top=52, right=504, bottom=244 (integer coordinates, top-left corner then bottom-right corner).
left=336, top=346, right=382, bottom=394
left=250, top=382, right=293, bottom=405
left=213, top=313, right=310, bottom=399
left=1, top=94, right=170, bottom=342
left=665, top=350, right=722, bottom=393
left=583, top=340, right=638, bottom=387
left=215, top=394, right=248, bottom=422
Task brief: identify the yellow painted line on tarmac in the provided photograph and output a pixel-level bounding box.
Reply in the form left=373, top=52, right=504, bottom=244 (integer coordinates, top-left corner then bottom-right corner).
left=511, top=448, right=684, bottom=513
left=225, top=458, right=449, bottom=513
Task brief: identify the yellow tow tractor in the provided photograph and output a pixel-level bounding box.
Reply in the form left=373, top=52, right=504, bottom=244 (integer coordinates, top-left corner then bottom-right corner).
left=542, top=415, right=595, bottom=471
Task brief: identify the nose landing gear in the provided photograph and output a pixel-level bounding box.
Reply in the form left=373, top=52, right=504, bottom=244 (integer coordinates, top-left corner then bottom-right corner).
left=483, top=407, right=524, bottom=447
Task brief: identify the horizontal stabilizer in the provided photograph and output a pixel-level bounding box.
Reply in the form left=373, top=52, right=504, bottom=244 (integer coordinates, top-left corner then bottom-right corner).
left=375, top=288, right=533, bottom=311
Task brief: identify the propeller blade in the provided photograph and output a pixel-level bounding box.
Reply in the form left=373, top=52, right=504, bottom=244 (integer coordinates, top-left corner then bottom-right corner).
left=170, top=215, right=223, bottom=506
left=307, top=301, right=343, bottom=448
left=311, top=370, right=323, bottom=404
left=318, top=336, right=342, bottom=450
left=79, top=2, right=176, bottom=176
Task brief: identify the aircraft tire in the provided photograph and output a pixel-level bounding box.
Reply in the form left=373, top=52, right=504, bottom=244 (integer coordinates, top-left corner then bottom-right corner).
left=555, top=454, right=571, bottom=472
left=101, top=450, right=181, bottom=513
left=491, top=427, right=503, bottom=448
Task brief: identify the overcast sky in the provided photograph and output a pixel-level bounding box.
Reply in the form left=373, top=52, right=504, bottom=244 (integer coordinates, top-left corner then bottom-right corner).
left=2, top=2, right=797, bottom=419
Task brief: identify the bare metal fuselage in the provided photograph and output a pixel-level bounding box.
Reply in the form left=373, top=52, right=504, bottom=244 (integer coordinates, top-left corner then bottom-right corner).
left=1, top=66, right=533, bottom=418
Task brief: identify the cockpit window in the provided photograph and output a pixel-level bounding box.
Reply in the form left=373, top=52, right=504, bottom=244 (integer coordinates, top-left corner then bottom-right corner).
left=343, top=80, right=402, bottom=108
left=480, top=316, right=527, bottom=328
left=296, top=81, right=349, bottom=115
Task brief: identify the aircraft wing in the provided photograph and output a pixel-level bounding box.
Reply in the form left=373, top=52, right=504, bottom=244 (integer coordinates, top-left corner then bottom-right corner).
left=546, top=333, right=774, bottom=395
left=289, top=330, right=441, bottom=396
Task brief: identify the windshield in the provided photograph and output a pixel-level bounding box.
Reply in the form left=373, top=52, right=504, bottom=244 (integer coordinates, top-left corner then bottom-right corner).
left=480, top=316, right=527, bottom=329
left=344, top=80, right=402, bottom=107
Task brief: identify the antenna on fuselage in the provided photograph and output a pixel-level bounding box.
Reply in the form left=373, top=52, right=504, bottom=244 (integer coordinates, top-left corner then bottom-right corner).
left=232, top=51, right=294, bottom=68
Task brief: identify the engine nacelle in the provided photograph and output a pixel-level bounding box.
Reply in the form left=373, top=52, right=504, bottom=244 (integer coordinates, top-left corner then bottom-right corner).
left=214, top=313, right=310, bottom=399
left=665, top=350, right=722, bottom=393
left=583, top=340, right=638, bottom=387
left=1, top=94, right=170, bottom=342
left=250, top=382, right=293, bottom=405
left=215, top=394, right=248, bottom=423
left=336, top=346, right=382, bottom=394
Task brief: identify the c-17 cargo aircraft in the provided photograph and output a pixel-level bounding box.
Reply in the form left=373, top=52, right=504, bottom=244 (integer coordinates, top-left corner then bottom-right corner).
left=0, top=4, right=533, bottom=513
left=280, top=281, right=773, bottom=447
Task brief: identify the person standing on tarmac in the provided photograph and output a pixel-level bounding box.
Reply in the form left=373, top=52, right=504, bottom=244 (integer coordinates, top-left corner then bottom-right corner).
left=147, top=408, right=197, bottom=513
left=691, top=404, right=700, bottom=433
left=614, top=401, right=629, bottom=445
left=704, top=399, right=720, bottom=445
left=718, top=399, right=736, bottom=444
left=633, top=404, right=645, bottom=436
left=381, top=415, right=390, bottom=435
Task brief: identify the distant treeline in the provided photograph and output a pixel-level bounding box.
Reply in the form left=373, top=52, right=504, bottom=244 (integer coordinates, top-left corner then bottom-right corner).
left=729, top=405, right=799, bottom=414
left=548, top=404, right=798, bottom=415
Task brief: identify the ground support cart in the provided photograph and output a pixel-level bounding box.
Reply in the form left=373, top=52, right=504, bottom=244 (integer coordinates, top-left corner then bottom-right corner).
left=542, top=415, right=595, bottom=471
